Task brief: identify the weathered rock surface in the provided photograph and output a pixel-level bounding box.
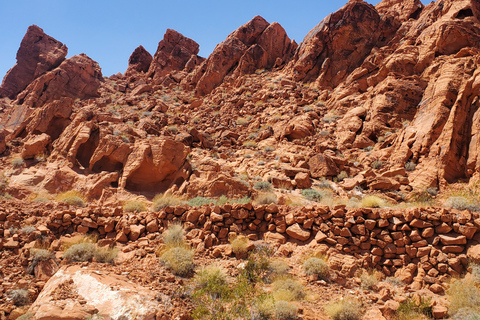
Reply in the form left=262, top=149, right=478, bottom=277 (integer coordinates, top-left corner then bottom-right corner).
left=0, top=25, right=68, bottom=99
left=124, top=45, right=153, bottom=76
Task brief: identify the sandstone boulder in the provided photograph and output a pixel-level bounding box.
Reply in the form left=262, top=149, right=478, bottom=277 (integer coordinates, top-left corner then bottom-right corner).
left=0, top=129, right=7, bottom=154
left=286, top=223, right=311, bottom=241
left=308, top=153, right=339, bottom=178
left=0, top=25, right=67, bottom=99
left=15, top=53, right=103, bottom=108
left=125, top=45, right=153, bottom=76
left=21, top=133, right=51, bottom=159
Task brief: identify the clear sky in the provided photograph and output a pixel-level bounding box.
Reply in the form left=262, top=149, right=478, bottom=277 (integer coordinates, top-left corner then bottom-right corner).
left=0, top=0, right=382, bottom=78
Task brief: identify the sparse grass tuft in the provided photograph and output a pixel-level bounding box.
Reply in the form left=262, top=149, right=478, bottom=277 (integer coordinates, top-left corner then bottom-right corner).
left=396, top=297, right=432, bottom=320
left=7, top=289, right=29, bottom=306
left=255, top=192, right=277, bottom=205
left=371, top=160, right=383, bottom=170
left=254, top=181, right=273, bottom=191
left=160, top=246, right=194, bottom=276
left=237, top=117, right=250, bottom=126
left=94, top=246, right=119, bottom=264
left=163, top=223, right=186, bottom=247
left=243, top=140, right=258, bottom=148
left=194, top=265, right=230, bottom=299
left=361, top=195, right=386, bottom=208
left=152, top=193, right=184, bottom=211
left=61, top=234, right=97, bottom=251
left=272, top=278, right=305, bottom=301
left=301, top=188, right=322, bottom=202
left=188, top=196, right=216, bottom=207
left=324, top=298, right=362, bottom=320
left=359, top=269, right=381, bottom=291
left=336, top=171, right=348, bottom=182
left=269, top=260, right=290, bottom=278
left=274, top=300, right=298, bottom=320
left=448, top=278, right=480, bottom=317
left=56, top=190, right=86, bottom=207
left=303, top=257, right=329, bottom=280
left=444, top=196, right=480, bottom=212
left=16, top=312, right=33, bottom=320
left=11, top=157, right=25, bottom=167
left=27, top=248, right=55, bottom=274
left=123, top=200, right=147, bottom=213
left=63, top=243, right=96, bottom=262
left=20, top=226, right=37, bottom=234
left=405, top=162, right=416, bottom=172
left=230, top=234, right=249, bottom=256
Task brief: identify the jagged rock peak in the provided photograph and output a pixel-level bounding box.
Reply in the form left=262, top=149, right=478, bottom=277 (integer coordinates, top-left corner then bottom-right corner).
left=125, top=45, right=153, bottom=76
left=0, top=25, right=68, bottom=99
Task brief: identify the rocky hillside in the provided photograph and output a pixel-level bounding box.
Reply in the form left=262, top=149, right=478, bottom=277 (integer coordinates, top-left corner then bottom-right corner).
left=1, top=0, right=480, bottom=319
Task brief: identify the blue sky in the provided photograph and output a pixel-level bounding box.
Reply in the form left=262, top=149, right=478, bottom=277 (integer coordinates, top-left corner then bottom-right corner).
left=0, top=0, right=382, bottom=78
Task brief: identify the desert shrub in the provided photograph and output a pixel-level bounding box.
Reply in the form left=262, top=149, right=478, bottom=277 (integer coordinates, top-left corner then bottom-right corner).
left=303, top=257, right=329, bottom=280
left=361, top=195, right=385, bottom=208
left=56, top=190, right=86, bottom=207
left=16, top=312, right=33, bottom=320
left=405, top=162, right=416, bottom=172
left=243, top=140, right=257, bottom=148
left=27, top=248, right=55, bottom=274
left=269, top=260, right=290, bottom=278
left=61, top=234, right=97, bottom=251
left=194, top=265, right=229, bottom=299
left=272, top=278, right=305, bottom=301
left=160, top=246, right=194, bottom=276
left=253, top=297, right=275, bottom=319
left=397, top=297, right=432, bottom=320
left=318, top=179, right=332, bottom=189
left=163, top=223, right=186, bottom=247
left=426, top=187, right=438, bottom=197
left=336, top=171, right=348, bottom=182
left=94, top=246, right=119, bottom=263
left=264, top=146, right=275, bottom=152
left=20, top=226, right=37, bottom=234
left=188, top=196, right=216, bottom=207
left=11, top=157, right=25, bottom=167
left=301, top=188, right=322, bottom=202
left=445, top=196, right=480, bottom=212
left=254, top=181, right=272, bottom=191
left=448, top=278, right=480, bottom=316
left=255, top=192, right=277, bottom=205
left=167, top=125, right=178, bottom=134
left=230, top=196, right=252, bottom=205
left=152, top=193, right=184, bottom=211
left=7, top=289, right=29, bottom=306
left=359, top=269, right=380, bottom=291
left=0, top=173, right=8, bottom=195
left=123, top=200, right=147, bottom=213
left=274, top=300, right=298, bottom=320
left=451, top=308, right=480, bottom=320
left=63, top=242, right=96, bottom=262
left=371, top=160, right=383, bottom=170
left=237, top=117, right=250, bottom=125
left=230, top=235, right=249, bottom=256
left=324, top=298, right=362, bottom=320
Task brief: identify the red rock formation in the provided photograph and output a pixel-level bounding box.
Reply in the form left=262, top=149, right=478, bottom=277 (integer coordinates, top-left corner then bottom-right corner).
left=0, top=25, right=67, bottom=99
left=124, top=45, right=153, bottom=76
left=15, top=54, right=103, bottom=108
left=147, top=29, right=202, bottom=82
left=192, top=16, right=296, bottom=96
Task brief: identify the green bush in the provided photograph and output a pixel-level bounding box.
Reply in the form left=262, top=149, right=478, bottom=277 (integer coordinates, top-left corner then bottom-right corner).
left=324, top=298, right=362, bottom=320
left=301, top=189, right=322, bottom=202
left=254, top=181, right=273, bottom=191
left=94, top=246, right=119, bottom=264
left=274, top=300, right=298, bottom=320
left=160, top=246, right=194, bottom=276
left=123, top=200, right=147, bottom=213
left=8, top=289, right=29, bottom=306
left=303, top=257, right=329, bottom=280
left=63, top=243, right=96, bottom=262
left=163, top=223, right=186, bottom=247
left=188, top=196, right=216, bottom=207
left=194, top=265, right=229, bottom=299
left=397, top=297, right=432, bottom=320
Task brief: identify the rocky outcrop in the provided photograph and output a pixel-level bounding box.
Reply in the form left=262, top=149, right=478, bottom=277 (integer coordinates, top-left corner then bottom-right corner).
left=0, top=25, right=67, bottom=99
left=375, top=0, right=424, bottom=23
left=191, top=16, right=296, bottom=96
left=29, top=265, right=161, bottom=320
left=147, top=29, right=203, bottom=82
left=15, top=54, right=103, bottom=108
left=124, top=45, right=153, bottom=76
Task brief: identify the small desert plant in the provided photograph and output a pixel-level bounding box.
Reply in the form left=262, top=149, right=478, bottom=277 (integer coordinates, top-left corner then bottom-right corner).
left=371, top=160, right=383, bottom=170
left=255, top=192, right=277, bottom=205
left=61, top=234, right=97, bottom=251
left=167, top=125, right=178, bottom=134
left=254, top=297, right=275, bottom=319
left=11, top=157, right=25, bottom=167
left=405, top=162, right=416, bottom=172
left=301, top=188, right=322, bottom=202
left=63, top=242, right=96, bottom=262
left=426, top=187, right=438, bottom=197
left=123, top=200, right=147, bottom=213
left=254, top=181, right=272, bottom=191
left=16, top=312, right=33, bottom=320
left=324, top=298, right=362, bottom=320
left=230, top=234, right=249, bottom=256
left=7, top=289, right=29, bottom=306
left=274, top=300, right=298, bottom=320
left=94, top=246, right=119, bottom=264
left=243, top=140, right=258, bottom=148
left=35, top=153, right=48, bottom=162
left=448, top=278, right=480, bottom=317
left=359, top=269, right=380, bottom=291
left=237, top=117, right=250, bottom=125
left=163, top=223, right=186, bottom=247
left=451, top=308, right=480, bottom=320
left=444, top=196, right=480, bottom=212
left=188, top=196, right=216, bottom=207
left=20, top=225, right=37, bottom=234
left=361, top=195, right=386, bottom=208
left=272, top=278, right=305, bottom=301
left=303, top=257, right=329, bottom=280
left=336, top=171, right=348, bottom=182
left=269, top=260, right=290, bottom=278
left=264, top=146, right=275, bottom=152
left=152, top=193, right=184, bottom=211
left=160, top=246, right=194, bottom=276
left=194, top=265, right=230, bottom=299
left=396, top=297, right=432, bottom=320
left=56, top=190, right=86, bottom=207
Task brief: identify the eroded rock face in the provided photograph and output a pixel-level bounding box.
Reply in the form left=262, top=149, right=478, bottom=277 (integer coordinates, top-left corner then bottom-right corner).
left=147, top=29, right=202, bottom=82
left=192, top=16, right=296, bottom=96
left=29, top=265, right=160, bottom=320
left=124, top=45, right=153, bottom=76
left=15, top=53, right=103, bottom=108
left=0, top=25, right=68, bottom=99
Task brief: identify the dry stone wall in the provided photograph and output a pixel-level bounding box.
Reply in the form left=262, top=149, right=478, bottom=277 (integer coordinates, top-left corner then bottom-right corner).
left=1, top=200, right=479, bottom=289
